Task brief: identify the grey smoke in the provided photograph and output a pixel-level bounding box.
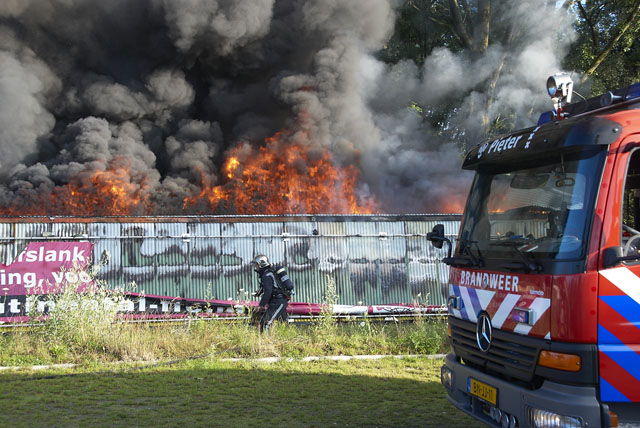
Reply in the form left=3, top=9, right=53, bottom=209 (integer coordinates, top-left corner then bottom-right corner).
left=0, top=28, right=60, bottom=177
left=0, top=0, right=575, bottom=215
left=161, top=0, right=275, bottom=55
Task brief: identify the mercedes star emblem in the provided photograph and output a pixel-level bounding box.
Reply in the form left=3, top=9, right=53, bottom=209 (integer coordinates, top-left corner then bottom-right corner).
left=476, top=313, right=492, bottom=352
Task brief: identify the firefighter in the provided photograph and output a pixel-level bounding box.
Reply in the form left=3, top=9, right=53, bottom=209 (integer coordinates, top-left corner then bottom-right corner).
left=251, top=254, right=288, bottom=332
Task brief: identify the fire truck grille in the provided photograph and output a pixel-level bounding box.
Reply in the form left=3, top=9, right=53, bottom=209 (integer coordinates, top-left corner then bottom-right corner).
left=449, top=316, right=541, bottom=382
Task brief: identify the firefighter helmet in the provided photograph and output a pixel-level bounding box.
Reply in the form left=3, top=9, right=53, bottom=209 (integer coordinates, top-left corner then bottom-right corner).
left=252, top=254, right=270, bottom=271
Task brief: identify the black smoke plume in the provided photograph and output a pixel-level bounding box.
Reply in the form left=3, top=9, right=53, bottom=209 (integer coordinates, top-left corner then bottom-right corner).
left=0, top=0, right=573, bottom=215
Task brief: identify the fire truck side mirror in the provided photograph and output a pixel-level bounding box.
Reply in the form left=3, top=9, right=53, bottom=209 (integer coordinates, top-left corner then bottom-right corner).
left=427, top=224, right=453, bottom=259
left=427, top=224, right=446, bottom=249
left=603, top=245, right=640, bottom=268
left=603, top=246, right=624, bottom=268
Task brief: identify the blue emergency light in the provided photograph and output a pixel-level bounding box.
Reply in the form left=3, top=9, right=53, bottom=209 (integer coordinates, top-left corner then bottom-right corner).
left=627, top=82, right=640, bottom=99
left=537, top=111, right=553, bottom=125
left=510, top=307, right=534, bottom=325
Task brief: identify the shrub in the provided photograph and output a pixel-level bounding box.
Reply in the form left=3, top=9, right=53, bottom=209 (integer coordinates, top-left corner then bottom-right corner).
left=400, top=316, right=447, bottom=354
left=27, top=264, right=133, bottom=355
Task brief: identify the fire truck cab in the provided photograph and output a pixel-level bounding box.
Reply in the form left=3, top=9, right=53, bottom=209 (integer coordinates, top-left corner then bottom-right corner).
left=429, top=76, right=640, bottom=427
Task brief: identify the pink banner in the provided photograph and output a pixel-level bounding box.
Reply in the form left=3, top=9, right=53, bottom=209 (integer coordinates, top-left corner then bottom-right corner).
left=0, top=241, right=93, bottom=296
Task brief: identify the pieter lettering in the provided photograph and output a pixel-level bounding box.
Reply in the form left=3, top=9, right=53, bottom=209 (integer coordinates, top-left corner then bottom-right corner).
left=486, top=134, right=524, bottom=155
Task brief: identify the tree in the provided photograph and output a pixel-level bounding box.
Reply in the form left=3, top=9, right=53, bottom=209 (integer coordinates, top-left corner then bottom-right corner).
left=566, top=0, right=640, bottom=93
left=381, top=1, right=560, bottom=139
left=378, top=0, right=460, bottom=64
left=380, top=0, right=499, bottom=62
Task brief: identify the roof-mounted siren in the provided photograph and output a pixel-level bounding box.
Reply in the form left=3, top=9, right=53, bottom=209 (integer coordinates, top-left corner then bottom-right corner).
left=600, top=91, right=623, bottom=107
left=600, top=82, right=640, bottom=106
left=546, top=73, right=573, bottom=120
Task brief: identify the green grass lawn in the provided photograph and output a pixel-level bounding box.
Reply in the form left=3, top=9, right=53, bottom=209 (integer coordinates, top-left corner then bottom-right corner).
left=0, top=356, right=484, bottom=428
left=0, top=296, right=483, bottom=427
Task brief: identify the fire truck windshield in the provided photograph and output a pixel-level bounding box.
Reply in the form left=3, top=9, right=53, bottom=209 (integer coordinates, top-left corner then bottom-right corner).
left=458, top=146, right=606, bottom=270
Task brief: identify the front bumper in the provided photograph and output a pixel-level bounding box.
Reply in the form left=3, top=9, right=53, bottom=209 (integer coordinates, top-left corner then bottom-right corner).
left=441, top=353, right=605, bottom=428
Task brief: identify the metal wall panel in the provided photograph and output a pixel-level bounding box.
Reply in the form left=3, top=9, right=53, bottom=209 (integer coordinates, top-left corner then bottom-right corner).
left=0, top=223, right=14, bottom=264
left=189, top=222, right=221, bottom=300
left=0, top=215, right=461, bottom=306
left=220, top=222, right=252, bottom=301
left=308, top=221, right=347, bottom=304
left=89, top=222, right=122, bottom=291
left=283, top=221, right=318, bottom=304
left=405, top=220, right=458, bottom=306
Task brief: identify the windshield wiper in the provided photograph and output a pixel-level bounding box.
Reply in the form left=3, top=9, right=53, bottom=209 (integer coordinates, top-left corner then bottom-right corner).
left=461, top=239, right=485, bottom=267
left=444, top=239, right=485, bottom=267
left=489, top=238, right=542, bottom=273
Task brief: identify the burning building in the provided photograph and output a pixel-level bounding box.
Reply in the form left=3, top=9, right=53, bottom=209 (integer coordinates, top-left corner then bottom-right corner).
left=0, top=1, right=476, bottom=318
left=0, top=215, right=460, bottom=321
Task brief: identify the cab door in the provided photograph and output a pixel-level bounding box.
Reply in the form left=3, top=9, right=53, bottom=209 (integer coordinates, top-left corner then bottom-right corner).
left=598, top=139, right=640, bottom=403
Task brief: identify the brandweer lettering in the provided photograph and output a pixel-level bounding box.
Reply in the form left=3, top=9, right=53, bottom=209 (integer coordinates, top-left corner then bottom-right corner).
left=459, top=270, right=519, bottom=292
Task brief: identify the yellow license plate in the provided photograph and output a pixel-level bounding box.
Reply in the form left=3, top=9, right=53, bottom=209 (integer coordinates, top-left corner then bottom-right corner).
left=468, top=378, right=497, bottom=405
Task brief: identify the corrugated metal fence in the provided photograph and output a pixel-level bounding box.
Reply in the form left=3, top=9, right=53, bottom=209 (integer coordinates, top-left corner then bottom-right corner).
left=0, top=215, right=461, bottom=306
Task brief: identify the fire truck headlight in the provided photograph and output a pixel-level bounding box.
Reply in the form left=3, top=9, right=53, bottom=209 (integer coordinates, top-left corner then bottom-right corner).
left=547, top=73, right=574, bottom=101
left=527, top=406, right=584, bottom=428
left=440, top=365, right=453, bottom=389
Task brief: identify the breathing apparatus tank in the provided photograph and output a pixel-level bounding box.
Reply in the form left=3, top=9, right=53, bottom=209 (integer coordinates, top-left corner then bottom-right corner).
left=274, top=266, right=295, bottom=298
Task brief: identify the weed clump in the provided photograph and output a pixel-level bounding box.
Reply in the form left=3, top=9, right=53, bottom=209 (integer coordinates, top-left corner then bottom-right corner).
left=26, top=264, right=134, bottom=361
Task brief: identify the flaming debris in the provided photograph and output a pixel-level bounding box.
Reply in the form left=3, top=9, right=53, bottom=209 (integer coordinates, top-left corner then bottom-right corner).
left=181, top=129, right=377, bottom=215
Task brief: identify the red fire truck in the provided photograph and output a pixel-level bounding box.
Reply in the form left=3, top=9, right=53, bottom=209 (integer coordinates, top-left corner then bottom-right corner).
left=428, top=75, right=640, bottom=427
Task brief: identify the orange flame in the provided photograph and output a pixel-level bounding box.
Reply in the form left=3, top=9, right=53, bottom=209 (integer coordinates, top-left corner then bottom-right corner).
left=0, top=131, right=378, bottom=216
left=184, top=130, right=377, bottom=215
left=226, top=157, right=240, bottom=179
left=437, top=198, right=465, bottom=214
left=0, top=158, right=153, bottom=216
left=67, top=167, right=149, bottom=215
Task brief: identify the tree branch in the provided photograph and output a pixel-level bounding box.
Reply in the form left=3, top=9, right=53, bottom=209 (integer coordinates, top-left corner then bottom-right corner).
left=576, top=1, right=599, bottom=48
left=460, top=0, right=472, bottom=21
left=482, top=20, right=516, bottom=131
left=581, top=0, right=640, bottom=82
left=473, top=0, right=490, bottom=53
left=448, top=0, right=473, bottom=50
